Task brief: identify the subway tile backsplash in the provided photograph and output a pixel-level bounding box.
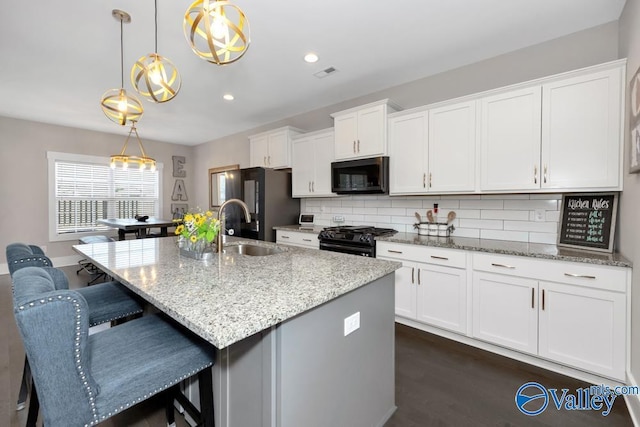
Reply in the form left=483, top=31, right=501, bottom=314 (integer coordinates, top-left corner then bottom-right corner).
left=300, top=194, right=562, bottom=244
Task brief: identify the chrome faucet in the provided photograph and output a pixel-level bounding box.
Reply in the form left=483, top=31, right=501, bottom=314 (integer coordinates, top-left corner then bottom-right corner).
left=216, top=198, right=251, bottom=252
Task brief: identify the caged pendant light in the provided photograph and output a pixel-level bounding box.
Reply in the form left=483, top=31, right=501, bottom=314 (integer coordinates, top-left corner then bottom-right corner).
left=183, top=0, right=250, bottom=65
left=100, top=10, right=144, bottom=126
left=131, top=0, right=181, bottom=103
left=110, top=122, right=156, bottom=171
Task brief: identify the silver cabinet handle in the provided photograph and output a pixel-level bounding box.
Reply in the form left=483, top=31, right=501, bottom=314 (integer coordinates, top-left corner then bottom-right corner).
left=544, top=165, right=547, bottom=184
left=303, top=238, right=312, bottom=242
left=387, top=250, right=403, bottom=254
left=429, top=173, right=432, bottom=188
left=353, top=140, right=356, bottom=153
left=411, top=267, right=415, bottom=284
left=534, top=165, right=538, bottom=184
left=491, top=263, right=515, bottom=269
left=312, top=181, right=315, bottom=192
left=531, top=288, right=535, bottom=309
left=430, top=255, right=449, bottom=261
left=268, top=156, right=271, bottom=166
left=564, top=273, right=596, bottom=280
left=357, top=140, right=360, bottom=153
left=423, top=173, right=426, bottom=188
left=281, top=235, right=290, bottom=239
left=542, top=289, right=545, bottom=311
left=417, top=268, right=421, bottom=285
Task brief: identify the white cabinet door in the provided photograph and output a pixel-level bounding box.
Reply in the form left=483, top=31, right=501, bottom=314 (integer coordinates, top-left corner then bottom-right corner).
left=428, top=101, right=477, bottom=192
left=472, top=272, right=538, bottom=355
left=357, top=104, right=386, bottom=157
left=541, top=68, right=622, bottom=190
left=334, top=112, right=359, bottom=160
left=311, top=132, right=335, bottom=196
left=292, top=137, right=315, bottom=197
left=538, top=281, right=626, bottom=381
left=480, top=86, right=542, bottom=191
left=394, top=262, right=417, bottom=319
left=267, top=131, right=290, bottom=169
left=389, top=111, right=428, bottom=194
left=416, top=264, right=467, bottom=334
left=250, top=135, right=269, bottom=168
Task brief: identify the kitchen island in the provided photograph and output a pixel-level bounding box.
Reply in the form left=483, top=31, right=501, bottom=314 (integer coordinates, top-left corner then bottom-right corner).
left=74, top=236, right=401, bottom=427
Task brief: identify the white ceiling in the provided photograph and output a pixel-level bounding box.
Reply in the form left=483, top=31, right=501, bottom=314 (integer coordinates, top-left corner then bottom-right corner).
left=0, top=0, right=626, bottom=146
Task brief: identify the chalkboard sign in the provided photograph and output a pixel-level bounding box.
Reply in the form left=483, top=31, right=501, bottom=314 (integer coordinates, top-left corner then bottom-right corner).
left=557, top=193, right=618, bottom=253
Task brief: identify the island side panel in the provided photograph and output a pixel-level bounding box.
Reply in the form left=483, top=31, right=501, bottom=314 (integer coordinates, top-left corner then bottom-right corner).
left=276, top=273, right=396, bottom=427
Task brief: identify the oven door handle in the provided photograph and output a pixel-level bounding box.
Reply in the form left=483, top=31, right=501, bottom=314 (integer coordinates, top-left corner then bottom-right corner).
left=319, top=241, right=373, bottom=257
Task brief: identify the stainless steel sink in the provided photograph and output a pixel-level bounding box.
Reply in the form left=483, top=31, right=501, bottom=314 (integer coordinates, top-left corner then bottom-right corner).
left=222, top=244, right=284, bottom=256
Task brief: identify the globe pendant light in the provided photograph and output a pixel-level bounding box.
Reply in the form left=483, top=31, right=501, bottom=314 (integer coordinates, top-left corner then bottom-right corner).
left=131, top=0, right=181, bottom=103
left=111, top=122, right=156, bottom=171
left=184, top=0, right=250, bottom=65
left=100, top=10, right=144, bottom=125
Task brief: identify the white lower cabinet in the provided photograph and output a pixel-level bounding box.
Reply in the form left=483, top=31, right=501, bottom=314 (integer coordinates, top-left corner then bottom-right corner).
left=377, top=242, right=467, bottom=335
left=472, top=252, right=627, bottom=381
left=275, top=230, right=319, bottom=249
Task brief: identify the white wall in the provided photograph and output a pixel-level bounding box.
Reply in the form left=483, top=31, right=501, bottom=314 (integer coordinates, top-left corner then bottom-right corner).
left=192, top=21, right=620, bottom=210
left=0, top=117, right=193, bottom=262
left=301, top=194, right=560, bottom=243
left=617, top=0, right=640, bottom=422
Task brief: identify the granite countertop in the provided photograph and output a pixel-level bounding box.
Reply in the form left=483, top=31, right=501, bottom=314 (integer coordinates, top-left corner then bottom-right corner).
left=273, top=225, right=324, bottom=234
left=376, top=232, right=632, bottom=268
left=73, top=237, right=400, bottom=349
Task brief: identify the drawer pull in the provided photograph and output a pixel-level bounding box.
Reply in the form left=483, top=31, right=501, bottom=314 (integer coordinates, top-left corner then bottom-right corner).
left=281, top=235, right=290, bottom=239
left=491, top=263, right=515, bottom=269
left=303, top=239, right=312, bottom=242
left=542, top=289, right=545, bottom=311
left=417, top=268, right=421, bottom=285
left=411, top=267, right=415, bottom=284
left=564, top=273, right=596, bottom=280
left=430, top=255, right=449, bottom=261
left=387, top=250, right=403, bottom=254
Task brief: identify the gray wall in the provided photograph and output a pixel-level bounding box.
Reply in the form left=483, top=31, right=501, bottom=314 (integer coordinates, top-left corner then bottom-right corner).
left=0, top=117, right=193, bottom=261
left=618, top=0, right=640, bottom=420
left=192, top=21, right=620, bottom=209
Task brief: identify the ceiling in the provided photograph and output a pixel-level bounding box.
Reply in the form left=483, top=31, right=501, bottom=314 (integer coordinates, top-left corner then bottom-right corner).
left=0, top=0, right=627, bottom=146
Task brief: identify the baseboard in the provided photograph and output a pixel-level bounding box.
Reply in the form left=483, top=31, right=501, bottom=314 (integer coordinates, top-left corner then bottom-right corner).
left=624, top=371, right=640, bottom=426
left=0, top=254, right=83, bottom=276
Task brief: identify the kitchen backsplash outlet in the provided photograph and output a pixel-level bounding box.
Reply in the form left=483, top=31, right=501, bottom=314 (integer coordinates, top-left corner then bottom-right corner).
left=300, top=194, right=562, bottom=244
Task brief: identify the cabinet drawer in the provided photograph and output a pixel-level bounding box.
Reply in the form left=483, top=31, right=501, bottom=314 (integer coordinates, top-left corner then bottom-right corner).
left=473, top=253, right=627, bottom=292
left=377, top=242, right=466, bottom=269
left=277, top=231, right=319, bottom=249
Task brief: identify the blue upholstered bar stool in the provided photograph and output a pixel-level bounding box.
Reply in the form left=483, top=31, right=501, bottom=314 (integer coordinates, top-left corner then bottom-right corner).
left=7, top=243, right=144, bottom=414
left=12, top=267, right=216, bottom=427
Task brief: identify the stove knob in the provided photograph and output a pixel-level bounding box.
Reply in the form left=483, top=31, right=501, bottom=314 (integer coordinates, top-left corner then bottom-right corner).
left=360, top=234, right=372, bottom=243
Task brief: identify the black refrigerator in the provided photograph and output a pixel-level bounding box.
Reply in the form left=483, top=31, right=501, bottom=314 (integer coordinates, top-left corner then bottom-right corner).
left=223, top=167, right=300, bottom=242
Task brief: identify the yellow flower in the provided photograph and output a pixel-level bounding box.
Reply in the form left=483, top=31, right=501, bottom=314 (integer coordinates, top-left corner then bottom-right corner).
left=184, top=214, right=194, bottom=223
left=190, top=235, right=198, bottom=243
left=206, top=211, right=213, bottom=217
left=175, top=224, right=184, bottom=234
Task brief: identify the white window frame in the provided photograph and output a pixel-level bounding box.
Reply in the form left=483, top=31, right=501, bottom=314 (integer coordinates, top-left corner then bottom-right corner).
left=47, top=151, right=164, bottom=242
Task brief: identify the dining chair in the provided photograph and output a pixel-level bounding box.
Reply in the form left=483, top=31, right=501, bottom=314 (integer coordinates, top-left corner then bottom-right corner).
left=12, top=267, right=216, bottom=427
left=7, top=243, right=145, bottom=414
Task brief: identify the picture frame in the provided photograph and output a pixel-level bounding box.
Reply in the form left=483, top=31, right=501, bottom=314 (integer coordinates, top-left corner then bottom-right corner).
left=209, top=164, right=239, bottom=209
left=629, top=65, right=640, bottom=173
left=557, top=192, right=618, bottom=253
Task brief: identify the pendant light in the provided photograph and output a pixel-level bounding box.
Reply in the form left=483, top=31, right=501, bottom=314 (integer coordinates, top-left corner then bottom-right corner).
left=100, top=10, right=144, bottom=125
left=183, top=0, right=250, bottom=65
left=131, top=0, right=181, bottom=103
left=111, top=122, right=156, bottom=171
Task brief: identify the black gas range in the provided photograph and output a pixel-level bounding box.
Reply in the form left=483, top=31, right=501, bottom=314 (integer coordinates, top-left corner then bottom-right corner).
left=318, top=226, right=397, bottom=257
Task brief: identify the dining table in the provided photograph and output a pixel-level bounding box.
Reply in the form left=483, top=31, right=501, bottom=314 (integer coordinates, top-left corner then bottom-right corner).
left=97, top=217, right=179, bottom=240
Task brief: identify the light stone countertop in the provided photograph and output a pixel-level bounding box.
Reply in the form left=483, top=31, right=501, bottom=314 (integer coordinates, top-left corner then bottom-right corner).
left=73, top=237, right=401, bottom=349
left=377, top=232, right=632, bottom=268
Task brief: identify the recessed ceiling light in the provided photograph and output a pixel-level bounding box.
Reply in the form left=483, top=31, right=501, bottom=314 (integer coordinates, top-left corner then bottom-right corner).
left=223, top=94, right=234, bottom=101
left=304, top=53, right=319, bottom=63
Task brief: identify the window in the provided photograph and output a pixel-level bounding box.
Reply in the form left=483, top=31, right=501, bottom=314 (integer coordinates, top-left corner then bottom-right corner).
left=48, top=152, right=163, bottom=241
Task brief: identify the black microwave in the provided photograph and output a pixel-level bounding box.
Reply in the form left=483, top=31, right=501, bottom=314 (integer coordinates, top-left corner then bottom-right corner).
left=331, top=156, right=389, bottom=194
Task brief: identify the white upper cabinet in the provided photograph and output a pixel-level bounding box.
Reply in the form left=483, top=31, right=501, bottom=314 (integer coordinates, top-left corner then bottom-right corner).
left=389, top=111, right=428, bottom=194
left=389, top=100, right=476, bottom=195
left=428, top=100, right=477, bottom=192
left=541, top=67, right=623, bottom=190
left=249, top=126, right=305, bottom=169
left=480, top=86, right=542, bottom=191
left=291, top=129, right=335, bottom=197
left=332, top=99, right=399, bottom=160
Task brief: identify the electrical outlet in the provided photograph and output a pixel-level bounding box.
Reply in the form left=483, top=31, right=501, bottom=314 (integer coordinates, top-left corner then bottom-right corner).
left=534, top=209, right=545, bottom=222
left=344, top=312, right=360, bottom=336
left=333, top=215, right=345, bottom=223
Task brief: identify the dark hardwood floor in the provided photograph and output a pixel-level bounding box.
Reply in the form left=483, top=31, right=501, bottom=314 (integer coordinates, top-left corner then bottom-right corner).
left=1, top=266, right=633, bottom=426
